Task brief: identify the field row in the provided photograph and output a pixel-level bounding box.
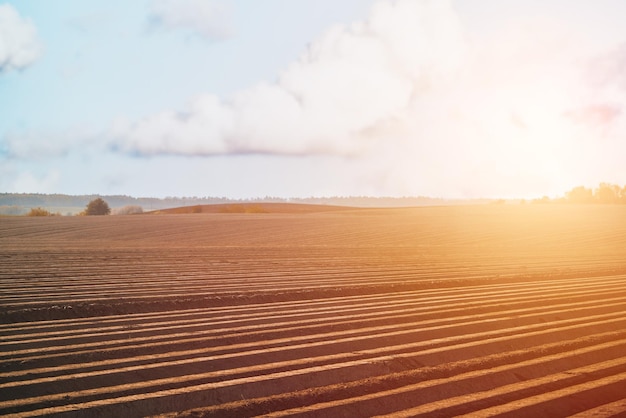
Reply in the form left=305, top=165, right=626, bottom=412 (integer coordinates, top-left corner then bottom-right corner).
left=2, top=206, right=626, bottom=251
left=2, top=273, right=626, bottom=416
left=2, top=206, right=626, bottom=416
left=3, top=249, right=625, bottom=312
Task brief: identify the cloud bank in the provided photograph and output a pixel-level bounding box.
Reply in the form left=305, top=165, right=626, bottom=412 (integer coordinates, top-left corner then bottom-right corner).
left=112, top=0, right=626, bottom=196
left=114, top=0, right=465, bottom=156
left=0, top=4, right=42, bottom=73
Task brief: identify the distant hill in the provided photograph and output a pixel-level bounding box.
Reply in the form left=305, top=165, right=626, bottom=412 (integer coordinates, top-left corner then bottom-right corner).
left=0, top=194, right=234, bottom=215
left=148, top=202, right=357, bottom=215
left=0, top=193, right=490, bottom=215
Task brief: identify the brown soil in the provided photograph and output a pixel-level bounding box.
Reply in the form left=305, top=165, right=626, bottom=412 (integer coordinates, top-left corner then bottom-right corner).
left=1, top=205, right=626, bottom=417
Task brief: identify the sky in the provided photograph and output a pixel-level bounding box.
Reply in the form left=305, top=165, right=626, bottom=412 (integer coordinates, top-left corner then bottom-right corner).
left=2, top=0, right=626, bottom=199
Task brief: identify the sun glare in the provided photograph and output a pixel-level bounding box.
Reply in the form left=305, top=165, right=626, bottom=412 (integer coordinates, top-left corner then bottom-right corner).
left=479, top=81, right=583, bottom=196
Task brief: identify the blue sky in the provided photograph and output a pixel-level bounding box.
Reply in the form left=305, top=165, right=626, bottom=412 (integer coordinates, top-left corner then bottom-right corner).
left=2, top=0, right=626, bottom=199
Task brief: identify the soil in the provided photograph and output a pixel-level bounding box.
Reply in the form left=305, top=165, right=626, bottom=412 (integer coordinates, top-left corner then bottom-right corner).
left=1, top=204, right=626, bottom=417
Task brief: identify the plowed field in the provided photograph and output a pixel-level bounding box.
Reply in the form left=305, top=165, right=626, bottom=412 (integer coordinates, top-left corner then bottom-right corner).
left=1, top=205, right=626, bottom=417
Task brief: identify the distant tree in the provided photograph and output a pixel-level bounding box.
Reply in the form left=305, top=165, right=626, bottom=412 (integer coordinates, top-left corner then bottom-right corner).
left=85, top=198, right=111, bottom=216
left=566, top=186, right=594, bottom=204
left=595, top=183, right=620, bottom=204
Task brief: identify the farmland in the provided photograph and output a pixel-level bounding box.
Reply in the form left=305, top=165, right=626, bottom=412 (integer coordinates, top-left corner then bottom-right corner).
left=1, top=204, right=626, bottom=417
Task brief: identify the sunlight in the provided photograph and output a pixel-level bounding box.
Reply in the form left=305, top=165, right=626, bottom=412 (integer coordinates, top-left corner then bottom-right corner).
left=475, top=82, right=581, bottom=197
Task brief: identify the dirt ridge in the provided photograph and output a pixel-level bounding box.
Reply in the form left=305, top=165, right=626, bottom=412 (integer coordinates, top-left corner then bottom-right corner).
left=2, top=206, right=626, bottom=416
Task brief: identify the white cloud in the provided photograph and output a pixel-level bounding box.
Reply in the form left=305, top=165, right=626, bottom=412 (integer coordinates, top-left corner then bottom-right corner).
left=111, top=95, right=235, bottom=155
left=0, top=3, right=42, bottom=73
left=111, top=0, right=626, bottom=198
left=115, top=0, right=466, bottom=157
left=148, top=0, right=232, bottom=40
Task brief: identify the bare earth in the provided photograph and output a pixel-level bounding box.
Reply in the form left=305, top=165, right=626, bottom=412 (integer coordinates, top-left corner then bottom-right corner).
left=1, top=204, right=626, bottom=417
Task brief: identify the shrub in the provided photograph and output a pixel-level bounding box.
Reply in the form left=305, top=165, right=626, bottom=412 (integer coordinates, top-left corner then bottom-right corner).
left=27, top=207, right=53, bottom=217
left=85, top=198, right=111, bottom=216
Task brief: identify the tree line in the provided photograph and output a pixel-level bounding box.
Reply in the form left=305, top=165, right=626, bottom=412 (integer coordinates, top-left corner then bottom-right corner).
left=563, top=183, right=626, bottom=204
left=4, top=184, right=626, bottom=216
